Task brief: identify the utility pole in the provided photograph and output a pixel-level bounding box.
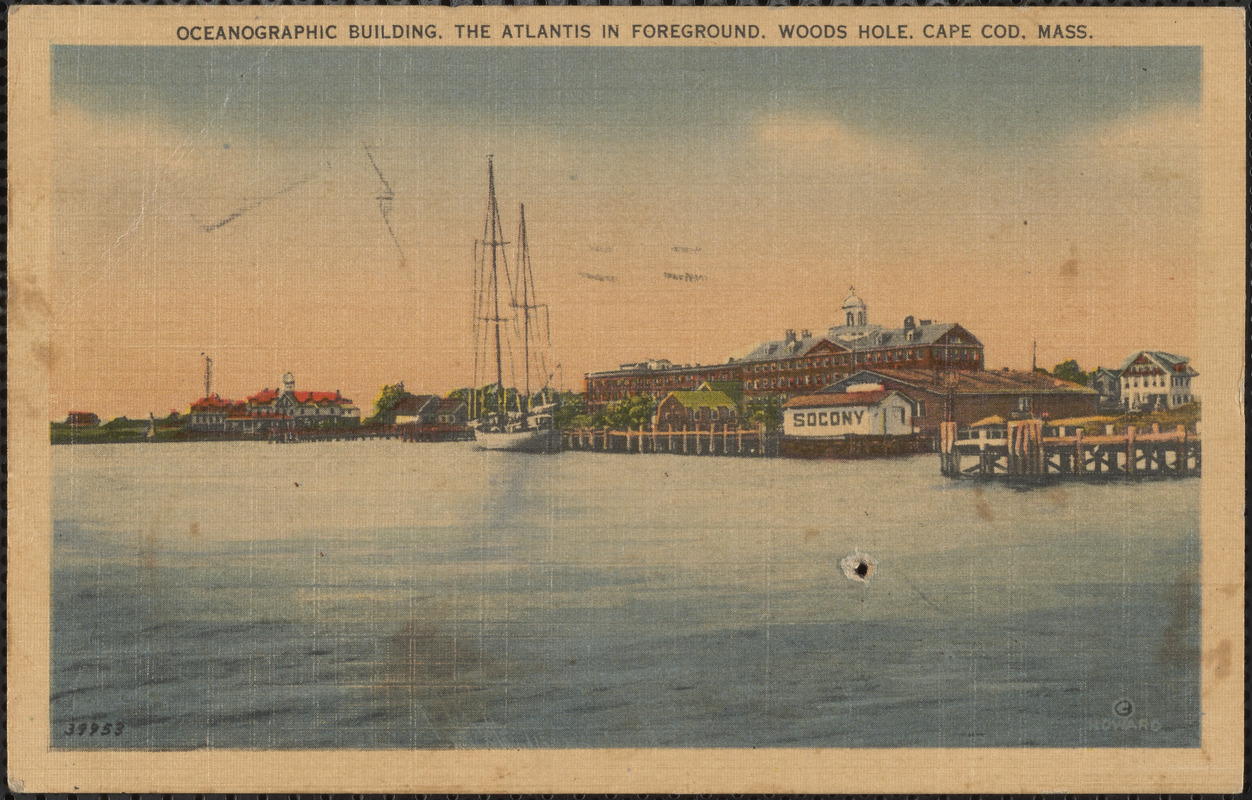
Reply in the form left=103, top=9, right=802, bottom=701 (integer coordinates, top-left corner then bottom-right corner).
left=202, top=353, right=213, bottom=399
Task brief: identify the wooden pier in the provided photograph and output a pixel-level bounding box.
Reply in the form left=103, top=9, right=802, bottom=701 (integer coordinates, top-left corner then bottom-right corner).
left=561, top=426, right=777, bottom=457
left=267, top=424, right=472, bottom=444
left=940, top=419, right=1200, bottom=480
left=780, top=434, right=932, bottom=460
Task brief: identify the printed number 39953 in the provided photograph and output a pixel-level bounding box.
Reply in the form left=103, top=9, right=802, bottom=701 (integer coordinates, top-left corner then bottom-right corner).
left=63, top=721, right=124, bottom=736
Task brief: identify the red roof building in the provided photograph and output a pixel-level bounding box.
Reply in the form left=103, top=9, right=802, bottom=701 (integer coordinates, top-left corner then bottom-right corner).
left=187, top=372, right=360, bottom=433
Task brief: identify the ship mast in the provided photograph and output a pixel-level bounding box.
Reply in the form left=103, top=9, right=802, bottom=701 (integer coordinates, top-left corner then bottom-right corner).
left=517, top=204, right=532, bottom=414
left=484, top=156, right=509, bottom=421
left=513, top=202, right=551, bottom=414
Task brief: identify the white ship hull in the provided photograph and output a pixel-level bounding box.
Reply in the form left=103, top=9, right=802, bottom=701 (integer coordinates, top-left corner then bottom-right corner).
left=474, top=427, right=561, bottom=453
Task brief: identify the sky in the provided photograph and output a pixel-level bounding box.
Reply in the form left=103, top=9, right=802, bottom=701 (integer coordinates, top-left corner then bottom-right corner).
left=50, top=45, right=1202, bottom=420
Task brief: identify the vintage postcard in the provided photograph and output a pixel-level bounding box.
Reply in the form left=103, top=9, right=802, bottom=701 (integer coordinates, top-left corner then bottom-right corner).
left=7, top=4, right=1245, bottom=794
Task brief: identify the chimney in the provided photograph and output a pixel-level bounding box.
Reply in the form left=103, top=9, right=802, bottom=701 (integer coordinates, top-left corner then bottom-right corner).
left=919, top=319, right=932, bottom=326
left=784, top=329, right=797, bottom=345
left=903, top=315, right=915, bottom=331
left=801, top=329, right=811, bottom=339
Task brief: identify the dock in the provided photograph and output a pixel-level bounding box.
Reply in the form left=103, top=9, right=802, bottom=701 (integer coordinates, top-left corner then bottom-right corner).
left=780, top=434, right=932, bottom=460
left=269, top=424, right=472, bottom=444
left=561, top=426, right=777, bottom=456
left=939, top=419, right=1200, bottom=480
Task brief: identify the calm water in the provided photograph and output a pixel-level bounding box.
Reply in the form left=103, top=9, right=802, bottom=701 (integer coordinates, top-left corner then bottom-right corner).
left=52, top=441, right=1199, bottom=749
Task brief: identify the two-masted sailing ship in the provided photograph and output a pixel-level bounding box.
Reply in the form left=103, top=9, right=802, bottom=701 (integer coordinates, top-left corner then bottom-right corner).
left=469, top=157, right=561, bottom=453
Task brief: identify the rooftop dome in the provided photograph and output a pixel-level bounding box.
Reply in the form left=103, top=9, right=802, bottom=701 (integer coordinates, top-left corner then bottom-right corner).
left=842, top=286, right=866, bottom=310
left=840, top=287, right=868, bottom=327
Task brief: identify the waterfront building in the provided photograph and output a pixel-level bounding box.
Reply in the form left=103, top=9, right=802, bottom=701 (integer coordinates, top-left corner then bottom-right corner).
left=188, top=394, right=234, bottom=430
left=392, top=394, right=440, bottom=425
left=583, top=288, right=982, bottom=410
left=223, top=403, right=275, bottom=435
left=1088, top=367, right=1122, bottom=410
left=65, top=412, right=100, bottom=427
left=187, top=372, right=360, bottom=433
left=739, top=289, right=983, bottom=400
left=585, top=360, right=741, bottom=410
left=782, top=385, right=916, bottom=438
left=819, top=367, right=1097, bottom=435
left=434, top=397, right=469, bottom=426
left=1117, top=351, right=1197, bottom=411
left=654, top=388, right=739, bottom=431
left=246, top=372, right=361, bottom=426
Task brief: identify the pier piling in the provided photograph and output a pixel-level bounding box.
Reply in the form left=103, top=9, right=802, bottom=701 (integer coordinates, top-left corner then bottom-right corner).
left=942, top=419, right=1199, bottom=480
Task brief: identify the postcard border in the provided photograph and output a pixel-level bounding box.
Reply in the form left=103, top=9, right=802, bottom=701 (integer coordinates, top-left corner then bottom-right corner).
left=7, top=4, right=1245, bottom=794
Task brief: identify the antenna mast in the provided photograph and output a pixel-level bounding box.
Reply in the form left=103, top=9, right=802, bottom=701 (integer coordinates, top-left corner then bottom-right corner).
left=202, top=353, right=213, bottom=399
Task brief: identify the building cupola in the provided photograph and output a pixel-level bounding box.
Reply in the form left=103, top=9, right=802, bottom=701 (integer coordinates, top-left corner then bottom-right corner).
left=281, top=372, right=295, bottom=394
left=842, top=286, right=867, bottom=327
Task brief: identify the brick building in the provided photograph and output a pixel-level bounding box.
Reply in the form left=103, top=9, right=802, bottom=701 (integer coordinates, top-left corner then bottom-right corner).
left=654, top=389, right=739, bottom=431
left=585, top=359, right=741, bottom=410
left=583, top=288, right=983, bottom=410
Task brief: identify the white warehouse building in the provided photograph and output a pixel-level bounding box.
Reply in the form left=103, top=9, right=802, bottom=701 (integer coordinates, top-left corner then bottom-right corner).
left=781, top=384, right=915, bottom=438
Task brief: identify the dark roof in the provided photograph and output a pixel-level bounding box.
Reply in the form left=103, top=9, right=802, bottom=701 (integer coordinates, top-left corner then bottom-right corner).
left=820, top=368, right=1097, bottom=397
left=392, top=394, right=438, bottom=415
left=740, top=321, right=977, bottom=364
left=827, top=321, right=977, bottom=350
left=784, top=389, right=906, bottom=409
left=740, top=335, right=834, bottom=363
left=586, top=362, right=730, bottom=378
left=1118, top=351, right=1197, bottom=376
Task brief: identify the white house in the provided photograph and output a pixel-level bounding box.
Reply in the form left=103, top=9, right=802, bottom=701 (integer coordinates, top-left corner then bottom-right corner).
left=781, top=384, right=914, bottom=438
left=1118, top=351, right=1197, bottom=411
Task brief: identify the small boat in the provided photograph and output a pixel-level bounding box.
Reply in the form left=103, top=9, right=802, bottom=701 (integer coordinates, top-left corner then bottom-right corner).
left=469, top=156, right=560, bottom=454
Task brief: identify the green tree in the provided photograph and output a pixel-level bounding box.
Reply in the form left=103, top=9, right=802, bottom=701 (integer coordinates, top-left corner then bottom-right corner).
left=102, top=416, right=142, bottom=429
left=1051, top=359, right=1090, bottom=386
left=596, top=395, right=656, bottom=430
left=743, top=396, right=781, bottom=431
left=552, top=392, right=586, bottom=429
left=365, top=382, right=410, bottom=425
